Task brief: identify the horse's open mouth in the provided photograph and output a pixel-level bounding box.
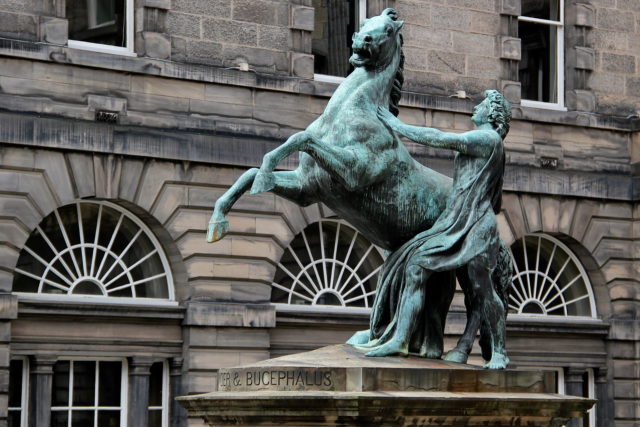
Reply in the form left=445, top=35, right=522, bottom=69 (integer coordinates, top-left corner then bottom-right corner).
left=350, top=47, right=372, bottom=65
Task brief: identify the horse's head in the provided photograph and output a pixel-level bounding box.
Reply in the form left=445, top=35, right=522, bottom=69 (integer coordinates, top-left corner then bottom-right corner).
left=350, top=8, right=404, bottom=71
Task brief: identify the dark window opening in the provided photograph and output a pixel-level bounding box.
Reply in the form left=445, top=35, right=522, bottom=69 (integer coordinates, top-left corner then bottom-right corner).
left=522, top=0, right=560, bottom=21
left=8, top=359, right=25, bottom=427
left=518, top=21, right=558, bottom=103
left=148, top=362, right=166, bottom=427
left=518, top=0, right=562, bottom=104
left=66, top=0, right=127, bottom=47
left=312, top=0, right=361, bottom=77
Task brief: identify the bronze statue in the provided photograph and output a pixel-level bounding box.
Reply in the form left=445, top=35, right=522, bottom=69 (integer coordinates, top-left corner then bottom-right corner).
left=206, top=8, right=512, bottom=368
left=358, top=92, right=512, bottom=369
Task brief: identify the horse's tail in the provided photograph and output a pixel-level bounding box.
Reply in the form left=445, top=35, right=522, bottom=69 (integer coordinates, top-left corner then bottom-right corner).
left=389, top=35, right=404, bottom=117
left=479, top=240, right=513, bottom=360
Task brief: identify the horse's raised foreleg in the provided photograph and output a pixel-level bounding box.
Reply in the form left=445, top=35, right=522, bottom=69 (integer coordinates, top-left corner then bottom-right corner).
left=251, top=131, right=364, bottom=194
left=251, top=132, right=310, bottom=194
left=207, top=169, right=315, bottom=242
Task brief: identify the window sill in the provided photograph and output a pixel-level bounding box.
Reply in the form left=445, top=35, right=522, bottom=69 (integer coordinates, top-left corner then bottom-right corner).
left=67, top=40, right=136, bottom=57
left=313, top=74, right=346, bottom=84
left=14, top=292, right=181, bottom=311
left=520, top=99, right=568, bottom=112
left=273, top=303, right=371, bottom=316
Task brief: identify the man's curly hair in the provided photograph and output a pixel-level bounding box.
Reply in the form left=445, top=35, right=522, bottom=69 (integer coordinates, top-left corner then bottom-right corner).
left=484, top=90, right=511, bottom=139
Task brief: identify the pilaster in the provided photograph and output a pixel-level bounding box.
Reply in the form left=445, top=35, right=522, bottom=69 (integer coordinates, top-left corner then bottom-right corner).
left=128, top=356, right=154, bottom=427
left=28, top=355, right=56, bottom=427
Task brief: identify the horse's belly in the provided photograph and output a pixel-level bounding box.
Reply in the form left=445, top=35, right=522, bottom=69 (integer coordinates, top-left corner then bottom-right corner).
left=319, top=170, right=452, bottom=251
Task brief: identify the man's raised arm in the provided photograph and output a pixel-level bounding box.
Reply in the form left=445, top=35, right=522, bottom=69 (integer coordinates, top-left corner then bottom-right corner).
left=377, top=107, right=494, bottom=157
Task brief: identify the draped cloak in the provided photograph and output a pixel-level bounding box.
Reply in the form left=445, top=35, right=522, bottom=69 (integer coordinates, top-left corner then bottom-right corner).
left=369, top=136, right=506, bottom=347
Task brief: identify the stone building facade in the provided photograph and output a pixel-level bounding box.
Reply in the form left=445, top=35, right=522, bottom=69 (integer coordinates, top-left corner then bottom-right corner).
left=0, top=0, right=638, bottom=426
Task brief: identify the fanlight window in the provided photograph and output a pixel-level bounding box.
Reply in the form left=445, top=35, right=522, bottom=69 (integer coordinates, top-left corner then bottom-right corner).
left=271, top=220, right=383, bottom=308
left=13, top=201, right=174, bottom=301
left=509, top=234, right=595, bottom=317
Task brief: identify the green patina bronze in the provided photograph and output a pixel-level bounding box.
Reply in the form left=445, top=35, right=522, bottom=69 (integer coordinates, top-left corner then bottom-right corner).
left=206, top=9, right=513, bottom=369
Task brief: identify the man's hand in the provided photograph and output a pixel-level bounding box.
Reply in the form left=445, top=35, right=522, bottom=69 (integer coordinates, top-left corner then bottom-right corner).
left=377, top=106, right=406, bottom=135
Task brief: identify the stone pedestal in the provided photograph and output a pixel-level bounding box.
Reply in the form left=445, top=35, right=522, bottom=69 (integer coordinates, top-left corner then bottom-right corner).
left=178, top=345, right=594, bottom=426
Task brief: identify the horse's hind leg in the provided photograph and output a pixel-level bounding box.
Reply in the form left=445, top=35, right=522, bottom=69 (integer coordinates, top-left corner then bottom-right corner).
left=444, top=268, right=481, bottom=364
left=421, top=270, right=455, bottom=359
left=208, top=169, right=314, bottom=242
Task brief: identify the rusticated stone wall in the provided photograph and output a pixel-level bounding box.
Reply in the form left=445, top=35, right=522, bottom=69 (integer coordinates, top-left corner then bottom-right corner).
left=0, top=0, right=638, bottom=114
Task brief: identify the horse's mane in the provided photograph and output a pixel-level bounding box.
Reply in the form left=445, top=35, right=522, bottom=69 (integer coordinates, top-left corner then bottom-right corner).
left=388, top=32, right=404, bottom=116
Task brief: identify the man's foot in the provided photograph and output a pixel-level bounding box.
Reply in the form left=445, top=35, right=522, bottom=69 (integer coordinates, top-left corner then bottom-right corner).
left=207, top=217, right=229, bottom=243
left=346, top=330, right=370, bottom=346
left=364, top=340, right=408, bottom=357
left=250, top=171, right=275, bottom=194
left=443, top=348, right=468, bottom=364
left=483, top=353, right=509, bottom=370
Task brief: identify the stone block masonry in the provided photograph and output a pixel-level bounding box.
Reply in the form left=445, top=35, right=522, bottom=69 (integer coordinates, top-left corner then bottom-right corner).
left=168, top=0, right=300, bottom=75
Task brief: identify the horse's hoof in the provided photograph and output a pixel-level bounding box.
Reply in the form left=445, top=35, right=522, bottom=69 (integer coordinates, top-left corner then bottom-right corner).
left=422, top=348, right=442, bottom=359
left=483, top=354, right=509, bottom=370
left=443, top=349, right=468, bottom=364
left=250, top=172, right=275, bottom=195
left=207, top=219, right=229, bottom=243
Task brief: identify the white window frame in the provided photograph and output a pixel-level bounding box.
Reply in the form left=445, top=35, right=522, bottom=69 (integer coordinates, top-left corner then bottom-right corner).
left=8, top=357, right=29, bottom=427
left=585, top=368, right=596, bottom=427
left=13, top=200, right=177, bottom=307
left=67, top=0, right=136, bottom=57
left=51, top=358, right=128, bottom=427
left=518, top=0, right=566, bottom=111
left=148, top=360, right=170, bottom=427
left=508, top=233, right=597, bottom=319
left=314, top=0, right=368, bottom=83
left=270, top=219, right=385, bottom=313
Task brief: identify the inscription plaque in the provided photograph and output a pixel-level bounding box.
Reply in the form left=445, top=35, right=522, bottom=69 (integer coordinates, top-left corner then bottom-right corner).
left=218, top=367, right=342, bottom=392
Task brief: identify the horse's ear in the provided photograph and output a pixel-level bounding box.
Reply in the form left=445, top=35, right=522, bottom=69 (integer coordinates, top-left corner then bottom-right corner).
left=382, top=8, right=398, bottom=20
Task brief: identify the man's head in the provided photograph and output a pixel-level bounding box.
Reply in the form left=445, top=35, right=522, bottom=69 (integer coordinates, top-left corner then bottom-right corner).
left=471, top=90, right=511, bottom=139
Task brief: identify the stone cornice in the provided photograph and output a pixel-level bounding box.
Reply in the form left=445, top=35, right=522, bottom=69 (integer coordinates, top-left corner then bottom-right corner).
left=0, top=110, right=637, bottom=201
left=0, top=37, right=638, bottom=133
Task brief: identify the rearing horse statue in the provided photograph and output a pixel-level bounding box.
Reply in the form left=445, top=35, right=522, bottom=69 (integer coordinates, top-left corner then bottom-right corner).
left=207, top=8, right=509, bottom=366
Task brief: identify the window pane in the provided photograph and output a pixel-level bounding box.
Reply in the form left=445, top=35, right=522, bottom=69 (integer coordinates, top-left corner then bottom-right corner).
left=98, top=410, right=120, bottom=427
left=53, top=361, right=70, bottom=407
left=522, top=0, right=560, bottom=21
left=312, top=0, right=359, bottom=77
left=72, top=410, right=94, bottom=427
left=51, top=411, right=69, bottom=427
left=148, top=409, right=162, bottom=427
left=73, top=361, right=96, bottom=406
left=148, top=362, right=163, bottom=407
left=9, top=360, right=23, bottom=408
left=8, top=412, right=22, bottom=427
left=66, top=0, right=127, bottom=47
left=98, top=361, right=122, bottom=406
left=518, top=21, right=558, bottom=103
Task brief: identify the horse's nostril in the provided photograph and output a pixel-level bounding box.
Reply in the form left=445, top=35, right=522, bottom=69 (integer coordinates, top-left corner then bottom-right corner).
left=364, top=35, right=372, bottom=43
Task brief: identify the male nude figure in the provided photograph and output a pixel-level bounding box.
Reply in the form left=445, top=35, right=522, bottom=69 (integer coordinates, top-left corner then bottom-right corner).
left=367, top=90, right=512, bottom=369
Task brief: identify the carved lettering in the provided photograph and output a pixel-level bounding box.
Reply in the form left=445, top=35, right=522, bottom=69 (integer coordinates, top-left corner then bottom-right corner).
left=324, top=371, right=332, bottom=386
left=235, top=369, right=334, bottom=389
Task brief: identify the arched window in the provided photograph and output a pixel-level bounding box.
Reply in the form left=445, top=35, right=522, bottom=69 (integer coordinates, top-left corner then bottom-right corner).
left=12, top=201, right=174, bottom=303
left=509, top=234, right=596, bottom=318
left=271, top=220, right=383, bottom=309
